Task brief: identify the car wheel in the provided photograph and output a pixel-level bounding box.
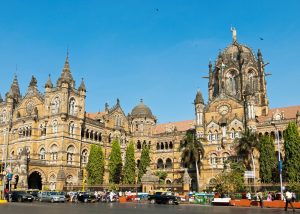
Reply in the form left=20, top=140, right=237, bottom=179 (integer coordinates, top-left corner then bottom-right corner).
left=18, top=197, right=22, bottom=202
left=84, top=198, right=88, bottom=203
left=8, top=197, right=12, bottom=202
left=150, top=199, right=156, bottom=204
left=51, top=198, right=54, bottom=203
left=39, top=198, right=42, bottom=202
left=168, top=199, right=174, bottom=205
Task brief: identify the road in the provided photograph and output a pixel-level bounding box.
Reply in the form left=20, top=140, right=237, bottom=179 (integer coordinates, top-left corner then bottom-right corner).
left=0, top=202, right=297, bottom=214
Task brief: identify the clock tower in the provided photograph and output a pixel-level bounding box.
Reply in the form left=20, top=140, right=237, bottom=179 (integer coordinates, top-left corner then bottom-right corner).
left=196, top=29, right=269, bottom=189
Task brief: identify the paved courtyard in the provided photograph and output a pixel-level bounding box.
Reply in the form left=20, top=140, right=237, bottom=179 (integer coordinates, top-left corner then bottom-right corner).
left=0, top=202, right=297, bottom=214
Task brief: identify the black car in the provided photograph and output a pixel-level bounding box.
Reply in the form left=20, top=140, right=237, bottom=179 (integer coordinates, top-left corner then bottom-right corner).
left=148, top=192, right=179, bottom=205
left=9, top=191, right=34, bottom=202
left=77, top=192, right=96, bottom=203
left=26, top=190, right=39, bottom=200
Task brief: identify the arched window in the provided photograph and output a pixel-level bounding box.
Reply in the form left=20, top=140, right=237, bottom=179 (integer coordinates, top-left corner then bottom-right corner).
left=39, top=148, right=46, bottom=160
left=51, top=97, right=60, bottom=114
left=99, top=133, right=102, bottom=142
left=230, top=129, right=235, bottom=139
left=160, top=142, right=164, bottom=150
left=85, top=129, right=89, bottom=139
left=137, top=159, right=140, bottom=168
left=157, top=159, right=164, bottom=169
left=67, top=145, right=75, bottom=164
left=210, top=154, right=217, bottom=165
left=69, top=122, right=75, bottom=136
left=81, top=149, right=88, bottom=164
left=247, top=70, right=256, bottom=91
left=169, top=142, right=173, bottom=150
left=165, top=142, right=169, bottom=150
left=166, top=179, right=172, bottom=184
left=108, top=133, right=112, bottom=143
left=50, top=144, right=58, bottom=161
left=69, top=98, right=76, bottom=115
left=90, top=130, right=94, bottom=140
left=1, top=110, right=7, bottom=123
left=148, top=141, right=151, bottom=149
left=156, top=143, right=160, bottom=150
left=137, top=140, right=141, bottom=150
left=208, top=131, right=212, bottom=141
left=222, top=152, right=230, bottom=163
left=143, top=140, right=147, bottom=148
left=226, top=70, right=237, bottom=95
left=52, top=120, right=58, bottom=134
left=165, top=158, right=172, bottom=169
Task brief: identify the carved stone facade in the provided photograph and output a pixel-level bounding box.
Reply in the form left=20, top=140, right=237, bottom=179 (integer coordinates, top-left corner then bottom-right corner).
left=0, top=32, right=299, bottom=191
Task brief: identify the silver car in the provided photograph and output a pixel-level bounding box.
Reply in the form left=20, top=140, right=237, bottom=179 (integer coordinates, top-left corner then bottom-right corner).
left=39, top=191, right=66, bottom=203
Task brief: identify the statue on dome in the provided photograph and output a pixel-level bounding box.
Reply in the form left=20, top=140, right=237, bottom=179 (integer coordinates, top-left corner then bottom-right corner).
left=231, top=27, right=237, bottom=43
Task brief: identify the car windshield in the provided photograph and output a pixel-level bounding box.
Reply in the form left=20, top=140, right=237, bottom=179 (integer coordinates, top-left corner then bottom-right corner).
left=16, top=191, right=27, bottom=194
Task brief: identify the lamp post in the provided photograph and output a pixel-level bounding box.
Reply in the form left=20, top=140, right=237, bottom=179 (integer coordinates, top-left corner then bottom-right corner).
left=272, top=123, right=283, bottom=200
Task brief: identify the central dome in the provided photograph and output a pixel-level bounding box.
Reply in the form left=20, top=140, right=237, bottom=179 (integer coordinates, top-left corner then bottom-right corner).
left=131, top=99, right=154, bottom=119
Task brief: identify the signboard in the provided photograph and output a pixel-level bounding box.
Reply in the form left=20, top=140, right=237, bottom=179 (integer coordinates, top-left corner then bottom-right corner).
left=244, top=171, right=255, bottom=178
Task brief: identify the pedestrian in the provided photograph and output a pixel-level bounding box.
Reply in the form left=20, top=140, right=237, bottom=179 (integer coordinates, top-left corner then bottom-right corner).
left=267, top=192, right=272, bottom=201
left=257, top=191, right=263, bottom=208
left=246, top=192, right=251, bottom=200
left=285, top=190, right=295, bottom=212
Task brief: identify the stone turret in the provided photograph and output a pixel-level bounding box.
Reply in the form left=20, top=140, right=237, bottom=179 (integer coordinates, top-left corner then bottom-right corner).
left=194, top=90, right=205, bottom=127
left=45, top=74, right=53, bottom=89
left=6, top=74, right=21, bottom=103
left=56, top=52, right=75, bottom=88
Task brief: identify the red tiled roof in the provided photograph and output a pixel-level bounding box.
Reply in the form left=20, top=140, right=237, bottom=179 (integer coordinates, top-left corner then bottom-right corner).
left=257, top=105, right=300, bottom=123
left=86, top=112, right=107, bottom=120
left=155, top=120, right=195, bottom=134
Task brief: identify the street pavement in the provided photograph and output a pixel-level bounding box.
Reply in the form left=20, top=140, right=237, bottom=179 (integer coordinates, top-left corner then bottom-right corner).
left=0, top=202, right=297, bottom=214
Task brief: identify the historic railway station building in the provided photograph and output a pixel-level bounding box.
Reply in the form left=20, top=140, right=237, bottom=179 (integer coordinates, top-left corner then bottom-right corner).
left=0, top=32, right=299, bottom=191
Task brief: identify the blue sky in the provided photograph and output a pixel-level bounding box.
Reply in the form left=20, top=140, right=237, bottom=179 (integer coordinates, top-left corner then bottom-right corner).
left=0, top=0, right=299, bottom=123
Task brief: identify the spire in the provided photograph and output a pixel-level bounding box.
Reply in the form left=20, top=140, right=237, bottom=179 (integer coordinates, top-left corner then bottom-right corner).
left=194, top=90, right=204, bottom=104
left=45, top=74, right=53, bottom=88
left=29, top=75, right=38, bottom=88
left=57, top=50, right=75, bottom=87
left=78, top=78, right=86, bottom=92
left=7, top=74, right=21, bottom=101
left=257, top=49, right=263, bottom=63
left=209, top=61, right=213, bottom=73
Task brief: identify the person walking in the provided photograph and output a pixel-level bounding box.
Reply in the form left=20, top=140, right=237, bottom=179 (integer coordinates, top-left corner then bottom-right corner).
left=257, top=192, right=264, bottom=208
left=285, top=190, right=295, bottom=212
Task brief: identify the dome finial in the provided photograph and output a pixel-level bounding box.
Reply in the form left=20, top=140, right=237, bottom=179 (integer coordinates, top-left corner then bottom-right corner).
left=230, top=26, right=237, bottom=43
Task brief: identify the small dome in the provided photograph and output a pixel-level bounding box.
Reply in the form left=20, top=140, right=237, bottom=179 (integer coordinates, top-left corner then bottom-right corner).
left=131, top=99, right=154, bottom=119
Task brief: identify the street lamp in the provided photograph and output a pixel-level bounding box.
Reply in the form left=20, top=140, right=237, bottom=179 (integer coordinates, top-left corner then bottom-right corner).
left=271, top=122, right=283, bottom=200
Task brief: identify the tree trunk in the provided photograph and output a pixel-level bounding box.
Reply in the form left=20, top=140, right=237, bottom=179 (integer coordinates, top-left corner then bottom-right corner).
left=195, top=161, right=200, bottom=192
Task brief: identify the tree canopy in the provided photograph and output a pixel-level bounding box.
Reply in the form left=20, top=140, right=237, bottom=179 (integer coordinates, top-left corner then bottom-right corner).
left=108, top=139, right=123, bottom=184
left=284, top=122, right=300, bottom=182
left=122, top=141, right=136, bottom=184
left=259, top=135, right=277, bottom=183
left=138, top=145, right=150, bottom=182
left=86, top=144, right=105, bottom=184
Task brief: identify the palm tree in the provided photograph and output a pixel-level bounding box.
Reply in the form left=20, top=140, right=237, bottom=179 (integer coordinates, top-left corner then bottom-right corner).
left=180, top=129, right=205, bottom=192
left=235, top=128, right=259, bottom=181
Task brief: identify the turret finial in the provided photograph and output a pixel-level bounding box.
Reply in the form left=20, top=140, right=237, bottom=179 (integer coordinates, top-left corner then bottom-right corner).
left=230, top=26, right=237, bottom=43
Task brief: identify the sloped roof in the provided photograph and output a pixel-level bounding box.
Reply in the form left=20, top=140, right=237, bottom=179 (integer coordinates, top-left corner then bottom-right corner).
left=155, top=120, right=195, bottom=134
left=86, top=111, right=107, bottom=120
left=257, top=105, right=300, bottom=123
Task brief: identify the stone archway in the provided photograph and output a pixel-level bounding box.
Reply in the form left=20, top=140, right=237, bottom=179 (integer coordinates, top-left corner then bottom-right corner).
left=28, top=171, right=42, bottom=190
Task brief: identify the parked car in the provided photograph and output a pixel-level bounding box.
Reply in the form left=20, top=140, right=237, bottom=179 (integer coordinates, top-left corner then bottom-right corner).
left=26, top=189, right=39, bottom=200
left=148, top=192, right=179, bottom=205
left=39, top=191, right=66, bottom=203
left=9, top=191, right=34, bottom=202
left=77, top=192, right=97, bottom=203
